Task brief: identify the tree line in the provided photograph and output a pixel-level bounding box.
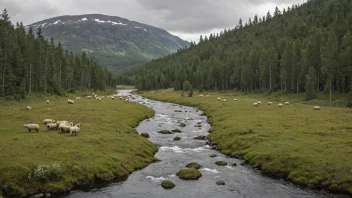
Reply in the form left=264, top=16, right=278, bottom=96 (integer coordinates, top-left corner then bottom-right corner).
left=0, top=9, right=115, bottom=100
left=132, top=0, right=352, bottom=102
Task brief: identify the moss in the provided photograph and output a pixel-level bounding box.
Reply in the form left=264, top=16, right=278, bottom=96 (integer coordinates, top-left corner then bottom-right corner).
left=161, top=180, right=175, bottom=189
left=140, top=133, right=150, bottom=138
left=186, top=162, right=201, bottom=169
left=179, top=123, right=186, bottom=127
left=215, top=161, right=228, bottom=166
left=176, top=168, right=202, bottom=180
left=174, top=110, right=182, bottom=112
left=194, top=136, right=206, bottom=140
left=197, top=122, right=202, bottom=125
left=209, top=154, right=217, bottom=158
left=171, top=129, right=182, bottom=133
left=173, top=136, right=181, bottom=141
left=195, top=124, right=202, bottom=128
left=158, top=130, right=173, bottom=134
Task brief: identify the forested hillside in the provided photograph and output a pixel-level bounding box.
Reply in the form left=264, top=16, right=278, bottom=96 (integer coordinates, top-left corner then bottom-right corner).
left=0, top=10, right=114, bottom=99
left=134, top=0, right=352, bottom=101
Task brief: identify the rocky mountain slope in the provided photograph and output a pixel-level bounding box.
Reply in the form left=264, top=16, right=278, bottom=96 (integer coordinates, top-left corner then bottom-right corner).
left=26, top=14, right=189, bottom=70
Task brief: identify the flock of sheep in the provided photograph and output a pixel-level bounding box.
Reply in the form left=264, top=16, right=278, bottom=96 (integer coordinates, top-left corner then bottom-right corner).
left=200, top=95, right=321, bottom=110
left=23, top=120, right=80, bottom=135
left=23, top=92, right=131, bottom=136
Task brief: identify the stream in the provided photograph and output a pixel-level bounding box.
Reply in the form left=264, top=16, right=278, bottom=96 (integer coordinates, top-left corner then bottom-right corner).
left=66, top=90, right=345, bottom=198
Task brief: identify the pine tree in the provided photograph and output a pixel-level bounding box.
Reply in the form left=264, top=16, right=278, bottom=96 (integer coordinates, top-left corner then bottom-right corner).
left=306, top=67, right=317, bottom=100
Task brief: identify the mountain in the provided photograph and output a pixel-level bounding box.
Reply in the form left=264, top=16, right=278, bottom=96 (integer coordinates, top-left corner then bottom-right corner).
left=132, top=0, right=352, bottom=100
left=26, top=14, right=189, bottom=70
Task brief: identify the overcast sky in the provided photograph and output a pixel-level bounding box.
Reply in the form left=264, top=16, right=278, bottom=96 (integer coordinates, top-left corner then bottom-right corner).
left=1, top=0, right=304, bottom=42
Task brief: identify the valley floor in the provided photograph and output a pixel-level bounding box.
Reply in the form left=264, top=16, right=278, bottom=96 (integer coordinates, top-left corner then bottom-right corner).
left=140, top=89, right=352, bottom=194
left=0, top=91, right=157, bottom=197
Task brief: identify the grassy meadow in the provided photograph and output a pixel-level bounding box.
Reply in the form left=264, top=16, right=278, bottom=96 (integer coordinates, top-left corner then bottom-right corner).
left=0, top=91, right=157, bottom=196
left=140, top=89, right=352, bottom=193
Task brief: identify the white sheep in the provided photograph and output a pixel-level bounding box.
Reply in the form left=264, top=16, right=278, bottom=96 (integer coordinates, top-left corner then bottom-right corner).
left=69, top=124, right=80, bottom=135
left=285, top=102, right=290, bottom=105
left=313, top=106, right=321, bottom=110
left=26, top=106, right=31, bottom=110
left=234, top=99, right=238, bottom=101
left=119, top=97, right=123, bottom=100
left=207, top=95, right=210, bottom=97
left=46, top=123, right=57, bottom=131
left=268, top=102, right=272, bottom=105
left=277, top=103, right=283, bottom=108
left=86, top=96, right=92, bottom=99
left=60, top=124, right=71, bottom=133
left=46, top=100, right=50, bottom=104
left=257, top=101, right=262, bottom=105
left=253, top=103, right=259, bottom=107
left=68, top=99, right=74, bottom=104
left=223, top=99, right=227, bottom=102
left=76, top=97, right=81, bottom=100
left=24, top=124, right=39, bottom=132
left=199, top=95, right=204, bottom=97
left=57, top=122, right=68, bottom=131
left=111, top=96, right=115, bottom=100
left=125, top=98, right=129, bottom=102
left=217, top=97, right=221, bottom=101
left=42, top=119, right=55, bottom=125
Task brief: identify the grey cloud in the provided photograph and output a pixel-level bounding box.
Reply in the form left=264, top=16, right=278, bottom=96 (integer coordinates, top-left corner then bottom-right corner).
left=0, top=0, right=61, bottom=25
left=1, top=0, right=302, bottom=40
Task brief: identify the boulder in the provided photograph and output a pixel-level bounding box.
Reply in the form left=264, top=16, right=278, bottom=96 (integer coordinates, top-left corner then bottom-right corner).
left=216, top=180, right=225, bottom=185
left=176, top=168, right=202, bottom=180
left=161, top=180, right=176, bottom=189
left=215, top=161, right=228, bottom=166
left=186, top=162, right=201, bottom=169
left=209, top=154, right=218, bottom=158
left=179, top=123, right=186, bottom=127
left=171, top=128, right=182, bottom=133
left=141, top=133, right=150, bottom=138
left=194, top=136, right=206, bottom=140
left=158, top=130, right=173, bottom=134
left=173, top=136, right=181, bottom=141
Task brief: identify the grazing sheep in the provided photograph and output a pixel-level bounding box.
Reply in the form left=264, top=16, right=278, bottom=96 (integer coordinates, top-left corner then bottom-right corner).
left=125, top=98, right=129, bottom=102
left=46, top=123, right=57, bottom=131
left=313, top=106, right=321, bottom=110
left=60, top=124, right=71, bottom=133
left=24, top=124, right=39, bottom=132
left=46, top=100, right=50, bottom=104
left=57, top=122, right=69, bottom=131
left=26, top=106, right=31, bottom=110
left=76, top=97, right=81, bottom=100
left=68, top=99, right=74, bottom=104
left=199, top=95, right=204, bottom=97
left=69, top=124, right=80, bottom=135
left=234, top=99, right=238, bottom=101
left=253, top=103, right=259, bottom=107
left=223, top=99, right=227, bottom=102
left=42, top=119, right=55, bottom=125
left=119, top=97, right=123, bottom=100
left=268, top=102, right=272, bottom=105
left=257, top=101, right=262, bottom=105
left=86, top=96, right=92, bottom=99
left=111, top=96, right=115, bottom=100
left=207, top=95, right=210, bottom=97
left=285, top=102, right=290, bottom=105
left=217, top=97, right=221, bottom=101
left=277, top=103, right=283, bottom=108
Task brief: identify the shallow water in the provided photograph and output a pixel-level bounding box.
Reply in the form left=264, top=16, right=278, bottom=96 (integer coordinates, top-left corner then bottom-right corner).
left=67, top=90, right=346, bottom=198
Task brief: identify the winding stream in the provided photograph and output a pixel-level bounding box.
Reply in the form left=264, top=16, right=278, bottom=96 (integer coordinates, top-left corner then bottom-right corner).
left=67, top=90, right=344, bottom=198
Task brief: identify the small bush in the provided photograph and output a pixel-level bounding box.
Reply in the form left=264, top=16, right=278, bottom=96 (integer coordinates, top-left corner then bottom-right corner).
left=29, top=164, right=64, bottom=182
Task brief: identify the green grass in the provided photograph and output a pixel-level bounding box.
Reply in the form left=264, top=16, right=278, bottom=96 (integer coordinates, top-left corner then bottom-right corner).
left=0, top=92, right=157, bottom=196
left=140, top=89, right=352, bottom=194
